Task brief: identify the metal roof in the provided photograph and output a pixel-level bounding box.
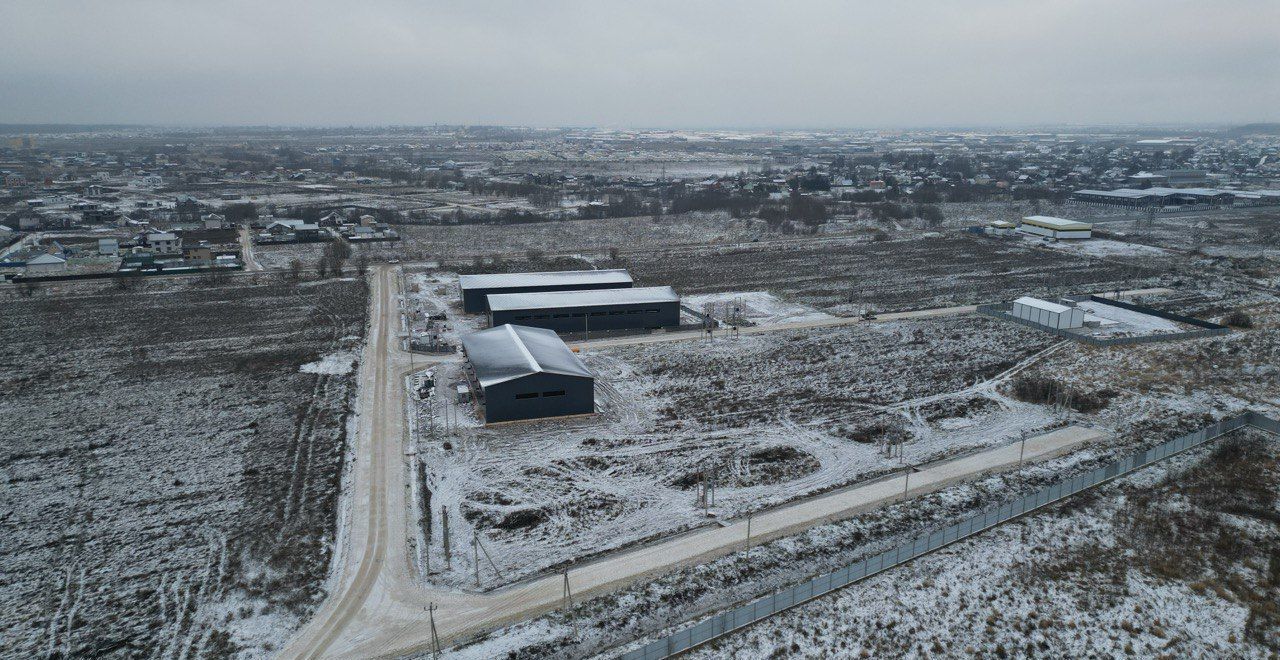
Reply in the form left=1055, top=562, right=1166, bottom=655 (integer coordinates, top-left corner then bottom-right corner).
left=1013, top=296, right=1073, bottom=314
left=459, top=269, right=633, bottom=291
left=1022, top=216, right=1091, bottom=230
left=461, top=324, right=593, bottom=388
left=487, top=286, right=678, bottom=312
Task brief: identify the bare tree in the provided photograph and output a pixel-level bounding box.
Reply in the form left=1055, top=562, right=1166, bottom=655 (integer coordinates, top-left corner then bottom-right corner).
left=288, top=258, right=304, bottom=281
left=355, top=253, right=369, bottom=276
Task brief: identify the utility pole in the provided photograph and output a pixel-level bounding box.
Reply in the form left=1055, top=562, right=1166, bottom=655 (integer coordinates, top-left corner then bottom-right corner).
left=903, top=466, right=911, bottom=495
left=472, top=530, right=481, bottom=587
left=745, top=513, right=752, bottom=551
left=441, top=505, right=451, bottom=570
left=1018, top=429, right=1028, bottom=470
left=427, top=603, right=441, bottom=659
left=562, top=568, right=573, bottom=608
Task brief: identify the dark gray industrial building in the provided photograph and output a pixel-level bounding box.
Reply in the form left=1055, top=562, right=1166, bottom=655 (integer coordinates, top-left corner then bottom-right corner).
left=459, top=269, right=634, bottom=313
left=486, top=286, right=681, bottom=333
left=460, top=324, right=595, bottom=424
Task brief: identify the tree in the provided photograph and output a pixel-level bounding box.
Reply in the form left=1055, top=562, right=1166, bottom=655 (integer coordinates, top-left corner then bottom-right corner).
left=288, top=258, right=304, bottom=281
left=355, top=253, right=369, bottom=276
left=316, top=256, right=330, bottom=279
left=525, top=248, right=545, bottom=263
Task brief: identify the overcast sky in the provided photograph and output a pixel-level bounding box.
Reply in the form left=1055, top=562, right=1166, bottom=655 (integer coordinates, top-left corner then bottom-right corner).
left=2, top=0, right=1277, bottom=128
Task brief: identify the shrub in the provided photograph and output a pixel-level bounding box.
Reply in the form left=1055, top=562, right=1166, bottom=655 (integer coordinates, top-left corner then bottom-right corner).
left=1222, top=310, right=1253, bottom=328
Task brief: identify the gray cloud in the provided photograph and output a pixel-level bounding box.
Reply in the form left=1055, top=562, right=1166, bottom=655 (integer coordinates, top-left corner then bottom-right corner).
left=1, top=0, right=1277, bottom=127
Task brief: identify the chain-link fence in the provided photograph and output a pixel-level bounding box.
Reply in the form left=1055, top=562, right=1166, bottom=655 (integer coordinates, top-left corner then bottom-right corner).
left=619, top=411, right=1276, bottom=660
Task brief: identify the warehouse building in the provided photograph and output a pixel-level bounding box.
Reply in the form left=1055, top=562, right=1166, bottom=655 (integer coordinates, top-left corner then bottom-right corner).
left=461, top=324, right=595, bottom=424
left=1012, top=297, right=1085, bottom=330
left=1018, top=215, right=1092, bottom=239
left=486, top=286, right=681, bottom=333
left=1072, top=187, right=1241, bottom=209
left=459, top=269, right=634, bottom=313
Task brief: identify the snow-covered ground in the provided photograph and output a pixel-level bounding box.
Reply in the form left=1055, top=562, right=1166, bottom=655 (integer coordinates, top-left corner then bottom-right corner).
left=1074, top=299, right=1190, bottom=337
left=683, top=291, right=834, bottom=325
left=408, top=315, right=1065, bottom=589
left=679, top=429, right=1280, bottom=659
left=0, top=276, right=367, bottom=658
left=1035, top=236, right=1173, bottom=258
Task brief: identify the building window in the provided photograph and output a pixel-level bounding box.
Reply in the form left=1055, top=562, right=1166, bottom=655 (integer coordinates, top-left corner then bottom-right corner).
left=627, top=310, right=641, bottom=314
left=591, top=311, right=606, bottom=316
left=646, top=308, right=659, bottom=313
left=542, top=390, right=566, bottom=397
left=515, top=392, right=538, bottom=400
left=572, top=313, right=585, bottom=318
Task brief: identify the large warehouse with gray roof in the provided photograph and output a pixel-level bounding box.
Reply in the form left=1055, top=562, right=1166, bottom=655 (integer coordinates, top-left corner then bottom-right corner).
left=459, top=269, right=634, bottom=312
left=460, top=324, right=595, bottom=423
left=486, top=286, right=680, bottom=333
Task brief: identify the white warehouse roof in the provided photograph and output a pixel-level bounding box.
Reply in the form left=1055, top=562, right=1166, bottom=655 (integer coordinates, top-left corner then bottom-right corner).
left=461, top=324, right=593, bottom=388
left=459, top=269, right=633, bottom=291
left=487, top=286, right=678, bottom=312
left=1022, top=216, right=1091, bottom=230
left=1013, top=296, right=1074, bottom=314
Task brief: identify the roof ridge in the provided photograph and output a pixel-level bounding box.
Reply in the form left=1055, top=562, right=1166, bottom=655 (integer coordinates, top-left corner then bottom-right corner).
left=505, top=324, right=543, bottom=374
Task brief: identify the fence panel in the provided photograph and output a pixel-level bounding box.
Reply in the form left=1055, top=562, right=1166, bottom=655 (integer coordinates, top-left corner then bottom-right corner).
left=622, top=412, right=1274, bottom=659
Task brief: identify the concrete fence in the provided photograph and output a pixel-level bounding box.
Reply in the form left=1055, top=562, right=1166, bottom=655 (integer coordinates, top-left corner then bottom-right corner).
left=618, top=411, right=1277, bottom=660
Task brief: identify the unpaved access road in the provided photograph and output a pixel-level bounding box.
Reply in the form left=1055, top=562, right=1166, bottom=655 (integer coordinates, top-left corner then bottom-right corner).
left=280, top=271, right=1120, bottom=658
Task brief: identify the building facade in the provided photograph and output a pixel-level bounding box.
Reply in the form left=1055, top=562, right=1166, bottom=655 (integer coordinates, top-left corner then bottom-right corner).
left=486, top=286, right=681, bottom=333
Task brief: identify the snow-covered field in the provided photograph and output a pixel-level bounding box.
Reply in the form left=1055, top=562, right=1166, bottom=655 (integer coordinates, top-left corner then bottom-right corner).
left=393, top=212, right=769, bottom=263
left=683, top=291, right=834, bottom=325
left=0, top=275, right=367, bottom=658
left=427, top=295, right=1280, bottom=659
left=1035, top=236, right=1173, bottom=258
left=681, top=428, right=1280, bottom=658
left=1074, top=299, right=1188, bottom=337
left=626, top=234, right=1170, bottom=315
left=409, top=315, right=1064, bottom=589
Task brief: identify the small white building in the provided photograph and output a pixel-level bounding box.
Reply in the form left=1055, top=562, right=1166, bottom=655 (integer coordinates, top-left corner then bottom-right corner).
left=144, top=232, right=182, bottom=255
left=1012, top=296, right=1085, bottom=330
left=1018, top=216, right=1092, bottom=239
left=25, top=252, right=67, bottom=274
left=987, top=220, right=1017, bottom=236
left=98, top=238, right=119, bottom=255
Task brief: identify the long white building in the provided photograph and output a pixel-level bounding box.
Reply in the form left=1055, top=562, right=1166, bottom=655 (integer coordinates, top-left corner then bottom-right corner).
left=1011, top=296, right=1085, bottom=330
left=1018, top=216, right=1092, bottom=240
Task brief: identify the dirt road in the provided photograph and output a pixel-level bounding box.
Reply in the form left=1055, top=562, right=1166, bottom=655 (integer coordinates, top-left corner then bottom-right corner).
left=279, top=267, right=1117, bottom=658
left=239, top=225, right=264, bottom=271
